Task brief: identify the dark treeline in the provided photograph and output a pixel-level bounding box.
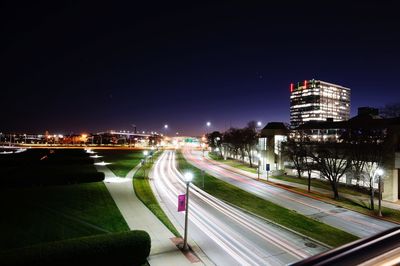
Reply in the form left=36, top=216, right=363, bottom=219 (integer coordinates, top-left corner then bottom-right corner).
left=207, top=121, right=259, bottom=167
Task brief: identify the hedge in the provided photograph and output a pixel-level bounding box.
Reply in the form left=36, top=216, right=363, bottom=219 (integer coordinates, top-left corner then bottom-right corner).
left=0, top=230, right=151, bottom=266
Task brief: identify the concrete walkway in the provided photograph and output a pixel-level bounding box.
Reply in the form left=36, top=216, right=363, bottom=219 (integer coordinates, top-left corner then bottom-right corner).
left=205, top=154, right=400, bottom=212
left=95, top=163, right=198, bottom=266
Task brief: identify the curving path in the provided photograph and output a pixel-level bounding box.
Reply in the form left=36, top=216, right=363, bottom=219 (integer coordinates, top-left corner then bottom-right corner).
left=183, top=148, right=397, bottom=238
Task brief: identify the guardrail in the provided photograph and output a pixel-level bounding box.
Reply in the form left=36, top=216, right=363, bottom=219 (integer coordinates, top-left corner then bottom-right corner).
left=291, top=226, right=400, bottom=266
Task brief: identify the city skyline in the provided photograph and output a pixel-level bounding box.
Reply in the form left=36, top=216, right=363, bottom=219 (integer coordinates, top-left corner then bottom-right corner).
left=2, top=1, right=400, bottom=135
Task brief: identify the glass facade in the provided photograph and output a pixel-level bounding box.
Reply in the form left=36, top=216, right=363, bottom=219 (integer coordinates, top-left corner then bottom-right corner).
left=290, top=79, right=350, bottom=128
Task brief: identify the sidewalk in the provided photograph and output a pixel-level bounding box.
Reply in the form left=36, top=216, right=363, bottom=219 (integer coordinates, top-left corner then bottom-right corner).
left=205, top=154, right=400, bottom=212
left=95, top=163, right=199, bottom=266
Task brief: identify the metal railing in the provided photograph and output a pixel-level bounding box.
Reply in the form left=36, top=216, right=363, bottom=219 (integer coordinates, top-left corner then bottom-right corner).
left=291, top=227, right=400, bottom=266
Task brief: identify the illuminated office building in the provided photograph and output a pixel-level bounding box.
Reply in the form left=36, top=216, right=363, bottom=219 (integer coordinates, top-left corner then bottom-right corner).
left=290, top=79, right=350, bottom=128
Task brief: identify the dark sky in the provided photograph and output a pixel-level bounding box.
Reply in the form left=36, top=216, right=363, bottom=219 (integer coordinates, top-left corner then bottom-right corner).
left=1, top=1, right=399, bottom=136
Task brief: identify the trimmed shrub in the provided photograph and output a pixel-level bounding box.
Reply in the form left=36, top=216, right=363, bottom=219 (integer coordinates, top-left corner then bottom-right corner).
left=0, top=230, right=151, bottom=266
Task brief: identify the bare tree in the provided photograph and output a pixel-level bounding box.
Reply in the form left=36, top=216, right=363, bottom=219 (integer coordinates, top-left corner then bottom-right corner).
left=342, top=127, right=388, bottom=210
left=283, top=139, right=305, bottom=179
left=348, top=143, right=367, bottom=187
left=242, top=121, right=258, bottom=167
left=362, top=143, right=385, bottom=210
left=303, top=144, right=316, bottom=193
left=207, top=131, right=223, bottom=157
left=310, top=143, right=351, bottom=199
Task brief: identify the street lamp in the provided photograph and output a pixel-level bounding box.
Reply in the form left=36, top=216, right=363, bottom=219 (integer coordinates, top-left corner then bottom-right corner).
left=206, top=121, right=211, bottom=127
left=164, top=124, right=168, bottom=129
left=376, top=168, right=384, bottom=217
left=257, top=121, right=262, bottom=127
left=143, top=150, right=149, bottom=177
left=183, top=172, right=193, bottom=251
left=257, top=153, right=261, bottom=180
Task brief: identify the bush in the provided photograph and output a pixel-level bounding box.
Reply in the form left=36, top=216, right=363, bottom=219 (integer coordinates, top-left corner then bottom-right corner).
left=0, top=230, right=151, bottom=266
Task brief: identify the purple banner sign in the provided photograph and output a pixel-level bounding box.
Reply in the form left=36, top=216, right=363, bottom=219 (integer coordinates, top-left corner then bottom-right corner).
left=178, top=194, right=186, bottom=212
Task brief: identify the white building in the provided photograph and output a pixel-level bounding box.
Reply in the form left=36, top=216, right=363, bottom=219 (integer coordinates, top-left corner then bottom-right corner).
left=290, top=79, right=350, bottom=128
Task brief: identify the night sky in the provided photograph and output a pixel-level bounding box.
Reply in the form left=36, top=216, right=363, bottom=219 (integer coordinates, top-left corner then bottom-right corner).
left=1, top=1, right=400, bottom=136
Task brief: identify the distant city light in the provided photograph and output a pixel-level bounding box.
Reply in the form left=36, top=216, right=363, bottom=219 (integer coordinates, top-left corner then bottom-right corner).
left=94, top=161, right=111, bottom=166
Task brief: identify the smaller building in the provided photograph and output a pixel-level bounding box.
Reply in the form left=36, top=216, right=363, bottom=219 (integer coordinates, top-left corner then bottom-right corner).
left=258, top=122, right=289, bottom=173
left=293, top=107, right=400, bottom=202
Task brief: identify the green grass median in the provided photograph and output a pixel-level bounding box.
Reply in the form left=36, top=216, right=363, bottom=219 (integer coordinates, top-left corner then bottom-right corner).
left=178, top=150, right=358, bottom=247
left=272, top=175, right=369, bottom=197
left=133, top=152, right=180, bottom=237
left=208, top=152, right=258, bottom=174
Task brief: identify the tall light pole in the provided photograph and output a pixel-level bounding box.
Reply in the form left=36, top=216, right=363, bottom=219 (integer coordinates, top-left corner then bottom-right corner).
left=257, top=153, right=261, bottom=180
left=183, top=172, right=193, bottom=251
left=143, top=150, right=149, bottom=177
left=377, top=168, right=384, bottom=217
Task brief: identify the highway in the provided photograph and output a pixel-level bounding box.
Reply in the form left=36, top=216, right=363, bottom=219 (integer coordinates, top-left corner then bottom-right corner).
left=150, top=151, right=327, bottom=266
left=183, top=149, right=397, bottom=238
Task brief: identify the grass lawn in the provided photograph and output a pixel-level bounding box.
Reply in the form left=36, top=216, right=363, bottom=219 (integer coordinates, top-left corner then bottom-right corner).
left=208, top=152, right=258, bottom=174
left=133, top=152, right=180, bottom=237
left=178, top=151, right=358, bottom=247
left=286, top=185, right=400, bottom=224
left=0, top=182, right=129, bottom=250
left=208, top=151, right=370, bottom=198
left=272, top=175, right=370, bottom=197
left=0, top=149, right=104, bottom=186
left=97, top=149, right=145, bottom=177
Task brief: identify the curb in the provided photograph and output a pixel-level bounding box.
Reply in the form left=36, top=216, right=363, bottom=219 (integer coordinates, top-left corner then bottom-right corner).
left=204, top=153, right=400, bottom=226
left=189, top=177, right=333, bottom=250
left=148, top=151, right=215, bottom=266
left=268, top=181, right=400, bottom=226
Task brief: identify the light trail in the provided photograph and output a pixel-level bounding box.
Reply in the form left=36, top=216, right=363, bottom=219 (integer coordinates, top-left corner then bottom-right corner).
left=183, top=148, right=396, bottom=238
left=151, top=151, right=327, bottom=266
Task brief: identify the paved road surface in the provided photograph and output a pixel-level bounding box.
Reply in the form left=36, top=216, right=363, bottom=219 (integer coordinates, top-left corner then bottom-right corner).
left=151, top=151, right=327, bottom=266
left=183, top=149, right=397, bottom=238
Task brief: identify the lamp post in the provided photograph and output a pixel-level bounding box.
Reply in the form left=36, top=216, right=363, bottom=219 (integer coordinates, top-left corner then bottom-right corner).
left=143, top=150, right=149, bottom=177
left=376, top=168, right=384, bottom=217
left=183, top=172, right=193, bottom=251
left=257, top=153, right=261, bottom=180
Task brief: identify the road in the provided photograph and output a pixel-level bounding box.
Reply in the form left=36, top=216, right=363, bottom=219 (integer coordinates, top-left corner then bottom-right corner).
left=150, top=151, right=327, bottom=266
left=183, top=149, right=397, bottom=238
